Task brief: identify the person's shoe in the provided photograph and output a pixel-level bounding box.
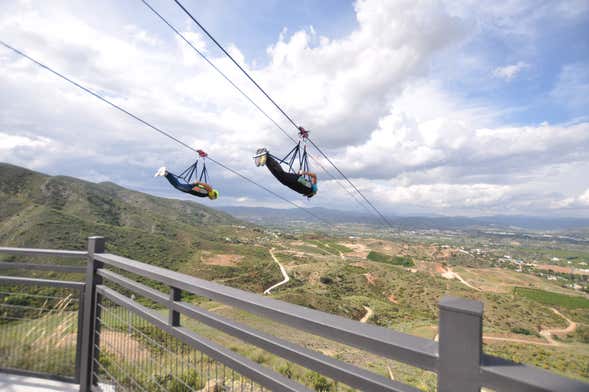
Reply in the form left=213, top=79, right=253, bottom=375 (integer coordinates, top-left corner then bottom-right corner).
left=254, top=148, right=268, bottom=167
left=154, top=166, right=167, bottom=177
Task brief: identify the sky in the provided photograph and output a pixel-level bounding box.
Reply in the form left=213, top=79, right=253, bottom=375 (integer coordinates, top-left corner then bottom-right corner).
left=1, top=0, right=588, bottom=217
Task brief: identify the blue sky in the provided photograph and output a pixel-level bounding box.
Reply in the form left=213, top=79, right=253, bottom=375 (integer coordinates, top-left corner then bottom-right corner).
left=432, top=3, right=589, bottom=126
left=1, top=0, right=589, bottom=217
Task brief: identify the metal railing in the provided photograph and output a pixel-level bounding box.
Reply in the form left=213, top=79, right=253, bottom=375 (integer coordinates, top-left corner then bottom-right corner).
left=0, top=247, right=87, bottom=383
left=0, top=237, right=588, bottom=392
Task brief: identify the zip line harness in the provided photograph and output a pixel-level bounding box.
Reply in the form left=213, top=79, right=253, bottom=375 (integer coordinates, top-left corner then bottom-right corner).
left=177, top=149, right=210, bottom=184
left=272, top=127, right=312, bottom=181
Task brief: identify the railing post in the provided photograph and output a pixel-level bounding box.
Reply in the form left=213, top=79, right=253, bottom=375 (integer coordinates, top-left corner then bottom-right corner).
left=169, top=287, right=181, bottom=326
left=79, top=236, right=105, bottom=392
left=74, top=287, right=85, bottom=383
left=437, top=296, right=483, bottom=392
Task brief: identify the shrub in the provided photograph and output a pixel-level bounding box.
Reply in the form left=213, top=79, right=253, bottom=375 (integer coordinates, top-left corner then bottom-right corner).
left=367, top=251, right=415, bottom=267
left=367, top=251, right=390, bottom=263
left=573, top=325, right=589, bottom=343
left=306, top=371, right=332, bottom=392
left=391, top=256, right=415, bottom=267
left=278, top=362, right=294, bottom=379
left=511, top=327, right=532, bottom=335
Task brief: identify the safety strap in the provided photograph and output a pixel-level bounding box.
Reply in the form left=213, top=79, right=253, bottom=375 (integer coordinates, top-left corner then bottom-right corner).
left=273, top=141, right=311, bottom=179
left=198, top=159, right=209, bottom=184
left=178, top=154, right=210, bottom=184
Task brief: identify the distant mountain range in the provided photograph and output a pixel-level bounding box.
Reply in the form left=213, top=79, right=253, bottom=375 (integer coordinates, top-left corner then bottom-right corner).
left=219, top=206, right=589, bottom=231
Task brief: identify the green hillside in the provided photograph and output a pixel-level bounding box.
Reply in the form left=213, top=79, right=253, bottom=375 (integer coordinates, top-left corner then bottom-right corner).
left=0, top=163, right=281, bottom=287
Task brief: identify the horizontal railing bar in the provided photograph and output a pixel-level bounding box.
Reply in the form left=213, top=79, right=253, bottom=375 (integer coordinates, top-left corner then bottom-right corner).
left=0, top=276, right=85, bottom=290
left=100, top=272, right=413, bottom=392
left=97, top=285, right=312, bottom=392
left=0, top=247, right=87, bottom=258
left=0, top=262, right=86, bottom=273
left=480, top=354, right=589, bottom=392
left=97, top=269, right=168, bottom=304
left=95, top=253, right=438, bottom=370
left=173, top=301, right=419, bottom=392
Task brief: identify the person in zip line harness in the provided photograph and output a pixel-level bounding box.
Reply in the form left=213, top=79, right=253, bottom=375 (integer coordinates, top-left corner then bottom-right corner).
left=154, top=166, right=219, bottom=200
left=254, top=148, right=318, bottom=198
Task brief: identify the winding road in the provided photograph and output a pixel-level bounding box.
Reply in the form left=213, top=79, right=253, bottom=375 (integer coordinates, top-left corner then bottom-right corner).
left=483, top=336, right=555, bottom=346
left=360, top=306, right=374, bottom=323
left=484, top=308, right=576, bottom=347
left=539, top=308, right=577, bottom=346
left=263, top=248, right=290, bottom=295
left=442, top=267, right=480, bottom=291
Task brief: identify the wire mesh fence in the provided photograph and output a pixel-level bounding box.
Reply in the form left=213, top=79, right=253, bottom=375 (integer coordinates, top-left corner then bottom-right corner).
left=95, top=299, right=270, bottom=392
left=0, top=287, right=81, bottom=380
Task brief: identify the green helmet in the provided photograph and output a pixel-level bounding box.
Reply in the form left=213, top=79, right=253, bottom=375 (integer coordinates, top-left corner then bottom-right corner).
left=210, top=189, right=219, bottom=200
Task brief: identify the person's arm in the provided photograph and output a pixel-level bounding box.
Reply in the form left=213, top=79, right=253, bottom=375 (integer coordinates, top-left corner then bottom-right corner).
left=194, top=182, right=212, bottom=192
left=301, top=172, right=317, bottom=184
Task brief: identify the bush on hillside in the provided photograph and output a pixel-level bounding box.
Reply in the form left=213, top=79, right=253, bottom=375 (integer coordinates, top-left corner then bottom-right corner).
left=367, top=251, right=415, bottom=267
left=511, top=327, right=533, bottom=335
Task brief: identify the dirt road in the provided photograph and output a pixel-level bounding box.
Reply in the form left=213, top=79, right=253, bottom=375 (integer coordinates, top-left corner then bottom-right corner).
left=264, top=248, right=290, bottom=295
left=484, top=309, right=576, bottom=347
left=483, top=336, right=555, bottom=346
left=360, top=306, right=374, bottom=323
left=539, top=308, right=577, bottom=346
left=441, top=267, right=480, bottom=291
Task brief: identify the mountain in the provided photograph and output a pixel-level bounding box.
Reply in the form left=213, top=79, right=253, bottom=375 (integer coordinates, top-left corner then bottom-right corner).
left=0, top=162, right=243, bottom=267
left=219, top=206, right=589, bottom=232
left=219, top=206, right=377, bottom=225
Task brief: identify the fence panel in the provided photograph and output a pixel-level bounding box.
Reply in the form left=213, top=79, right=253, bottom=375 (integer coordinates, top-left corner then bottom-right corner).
left=0, top=282, right=84, bottom=382
left=94, top=296, right=299, bottom=392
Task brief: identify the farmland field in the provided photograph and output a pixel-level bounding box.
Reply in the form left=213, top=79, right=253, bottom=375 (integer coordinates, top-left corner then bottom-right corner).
left=514, top=287, right=589, bottom=309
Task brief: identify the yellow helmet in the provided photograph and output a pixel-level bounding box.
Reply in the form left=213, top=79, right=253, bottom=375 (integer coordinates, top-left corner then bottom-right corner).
left=209, top=189, right=219, bottom=200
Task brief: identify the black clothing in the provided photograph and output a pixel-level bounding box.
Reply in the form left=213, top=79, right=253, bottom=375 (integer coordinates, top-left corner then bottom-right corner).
left=266, top=155, right=315, bottom=197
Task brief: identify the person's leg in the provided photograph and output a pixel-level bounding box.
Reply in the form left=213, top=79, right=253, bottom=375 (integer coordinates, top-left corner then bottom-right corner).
left=265, top=155, right=310, bottom=194
left=164, top=173, right=193, bottom=193
left=265, top=154, right=285, bottom=178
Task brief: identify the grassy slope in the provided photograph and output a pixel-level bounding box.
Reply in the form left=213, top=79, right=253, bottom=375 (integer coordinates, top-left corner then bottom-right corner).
left=0, top=163, right=281, bottom=289
left=0, top=162, right=235, bottom=245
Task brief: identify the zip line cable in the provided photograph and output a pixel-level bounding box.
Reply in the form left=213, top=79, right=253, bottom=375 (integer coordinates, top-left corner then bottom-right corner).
left=141, top=0, right=293, bottom=144
left=173, top=0, right=299, bottom=130
left=307, top=138, right=395, bottom=227
left=172, top=0, right=395, bottom=229
left=0, top=40, right=330, bottom=225
left=141, top=0, right=371, bottom=214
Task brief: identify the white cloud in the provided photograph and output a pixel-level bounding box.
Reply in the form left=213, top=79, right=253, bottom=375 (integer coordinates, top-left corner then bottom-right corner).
left=579, top=189, right=589, bottom=206
left=259, top=0, right=467, bottom=146
left=0, top=133, right=50, bottom=150
left=555, top=189, right=589, bottom=209
left=382, top=183, right=510, bottom=208
left=493, top=61, right=529, bottom=81
left=0, top=0, right=588, bottom=216
left=337, top=81, right=589, bottom=180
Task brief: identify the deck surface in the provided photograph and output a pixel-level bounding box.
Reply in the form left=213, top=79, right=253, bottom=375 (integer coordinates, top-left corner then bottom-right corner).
left=0, top=373, right=79, bottom=392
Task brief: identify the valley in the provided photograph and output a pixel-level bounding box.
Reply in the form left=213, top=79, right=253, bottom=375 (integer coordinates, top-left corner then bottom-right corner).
left=1, top=162, right=588, bottom=390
